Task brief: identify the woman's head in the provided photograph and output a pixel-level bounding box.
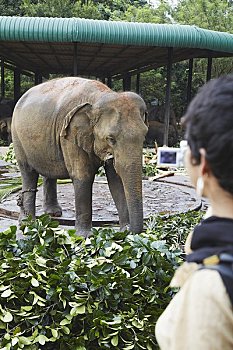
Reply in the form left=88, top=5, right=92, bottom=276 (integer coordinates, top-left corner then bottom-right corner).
left=182, top=74, right=233, bottom=195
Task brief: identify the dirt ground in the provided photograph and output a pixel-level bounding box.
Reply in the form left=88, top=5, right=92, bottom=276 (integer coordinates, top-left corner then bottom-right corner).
left=0, top=146, right=204, bottom=232
left=0, top=174, right=202, bottom=231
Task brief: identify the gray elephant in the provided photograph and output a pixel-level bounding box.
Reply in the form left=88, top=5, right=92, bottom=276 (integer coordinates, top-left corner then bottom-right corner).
left=0, top=117, right=12, bottom=144
left=146, top=120, right=178, bottom=147
left=0, top=99, right=14, bottom=119
left=12, top=77, right=148, bottom=236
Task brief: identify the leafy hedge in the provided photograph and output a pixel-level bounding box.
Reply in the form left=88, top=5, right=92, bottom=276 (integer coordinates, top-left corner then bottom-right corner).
left=0, top=213, right=202, bottom=350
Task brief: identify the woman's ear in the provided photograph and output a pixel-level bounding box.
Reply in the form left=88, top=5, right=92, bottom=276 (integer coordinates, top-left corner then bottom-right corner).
left=199, top=148, right=210, bottom=177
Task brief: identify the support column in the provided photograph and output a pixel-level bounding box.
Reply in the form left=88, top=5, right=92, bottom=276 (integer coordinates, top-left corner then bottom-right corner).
left=163, top=47, right=173, bottom=146
left=186, top=58, right=193, bottom=105
left=35, top=72, right=42, bottom=85
left=1, top=59, right=5, bottom=98
left=73, top=43, right=78, bottom=76
left=136, top=74, right=140, bottom=94
left=107, top=77, right=112, bottom=89
left=14, top=68, right=21, bottom=103
left=206, top=57, right=212, bottom=82
left=123, top=74, right=131, bottom=91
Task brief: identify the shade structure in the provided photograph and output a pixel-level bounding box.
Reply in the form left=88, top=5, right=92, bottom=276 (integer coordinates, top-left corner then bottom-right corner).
left=0, top=16, right=232, bottom=77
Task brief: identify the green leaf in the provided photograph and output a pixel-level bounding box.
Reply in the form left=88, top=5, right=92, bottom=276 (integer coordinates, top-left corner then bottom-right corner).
left=60, top=319, right=71, bottom=326
left=21, top=306, right=33, bottom=312
left=61, top=326, right=70, bottom=335
left=111, top=335, right=119, bottom=346
left=35, top=257, right=47, bottom=267
left=19, top=336, right=31, bottom=345
left=1, top=289, right=12, bottom=298
left=11, top=337, right=18, bottom=346
left=0, top=285, right=10, bottom=291
left=2, top=312, right=13, bottom=323
left=31, top=277, right=39, bottom=287
left=35, top=334, right=48, bottom=345
left=70, top=304, right=86, bottom=316
left=51, top=329, right=58, bottom=339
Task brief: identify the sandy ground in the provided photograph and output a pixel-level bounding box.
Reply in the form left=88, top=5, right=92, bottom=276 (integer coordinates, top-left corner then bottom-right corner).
left=0, top=146, right=204, bottom=233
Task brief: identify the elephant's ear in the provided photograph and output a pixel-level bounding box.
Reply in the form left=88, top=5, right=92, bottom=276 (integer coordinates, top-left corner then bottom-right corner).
left=60, top=103, right=91, bottom=138
left=60, top=102, right=94, bottom=154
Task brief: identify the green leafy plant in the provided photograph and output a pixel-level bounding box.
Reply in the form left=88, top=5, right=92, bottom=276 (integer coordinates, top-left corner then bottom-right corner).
left=0, top=212, right=202, bottom=349
left=3, top=144, right=17, bottom=166
left=143, top=151, right=158, bottom=177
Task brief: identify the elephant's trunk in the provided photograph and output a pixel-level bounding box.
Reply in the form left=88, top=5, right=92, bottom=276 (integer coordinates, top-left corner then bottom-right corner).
left=115, top=154, right=144, bottom=233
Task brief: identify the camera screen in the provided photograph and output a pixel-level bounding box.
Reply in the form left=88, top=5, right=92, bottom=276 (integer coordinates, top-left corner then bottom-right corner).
left=160, top=150, right=177, bottom=164
left=158, top=149, right=178, bottom=166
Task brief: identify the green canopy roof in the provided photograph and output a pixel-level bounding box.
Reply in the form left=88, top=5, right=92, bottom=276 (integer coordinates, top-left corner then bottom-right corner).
left=0, top=16, right=232, bottom=77
left=1, top=16, right=233, bottom=52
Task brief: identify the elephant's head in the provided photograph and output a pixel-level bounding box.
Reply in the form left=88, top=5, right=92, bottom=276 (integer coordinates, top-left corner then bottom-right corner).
left=60, top=91, right=148, bottom=233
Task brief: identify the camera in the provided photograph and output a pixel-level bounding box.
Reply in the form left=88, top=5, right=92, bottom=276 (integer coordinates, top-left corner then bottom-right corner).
left=157, top=140, right=188, bottom=168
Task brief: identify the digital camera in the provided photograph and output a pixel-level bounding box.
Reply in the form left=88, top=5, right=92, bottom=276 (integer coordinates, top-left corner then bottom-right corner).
left=157, top=140, right=188, bottom=168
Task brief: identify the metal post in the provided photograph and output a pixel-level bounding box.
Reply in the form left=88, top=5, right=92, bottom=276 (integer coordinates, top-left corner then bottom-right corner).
left=186, top=58, right=193, bottom=105
left=206, top=57, right=212, bottom=82
left=163, top=47, right=173, bottom=146
left=136, top=73, right=140, bottom=94
left=14, top=68, right=21, bottom=103
left=35, top=72, right=42, bottom=85
left=1, top=59, right=5, bottom=98
left=107, top=77, right=112, bottom=88
left=73, top=43, right=78, bottom=76
left=123, top=74, right=131, bottom=91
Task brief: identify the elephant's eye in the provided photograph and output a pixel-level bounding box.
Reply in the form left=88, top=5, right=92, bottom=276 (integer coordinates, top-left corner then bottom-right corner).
left=106, top=136, right=116, bottom=146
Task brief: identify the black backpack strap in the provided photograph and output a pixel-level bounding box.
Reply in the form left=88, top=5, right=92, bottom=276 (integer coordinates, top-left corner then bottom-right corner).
left=199, top=254, right=233, bottom=305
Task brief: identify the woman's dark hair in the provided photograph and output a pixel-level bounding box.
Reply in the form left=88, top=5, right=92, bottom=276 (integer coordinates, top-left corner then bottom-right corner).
left=182, top=74, right=233, bottom=194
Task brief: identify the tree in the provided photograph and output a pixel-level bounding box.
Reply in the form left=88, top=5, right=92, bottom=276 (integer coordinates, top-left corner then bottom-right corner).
left=110, top=1, right=171, bottom=23
left=171, top=0, right=233, bottom=100
left=21, top=0, right=75, bottom=17
left=0, top=0, right=23, bottom=16
left=172, top=0, right=233, bottom=32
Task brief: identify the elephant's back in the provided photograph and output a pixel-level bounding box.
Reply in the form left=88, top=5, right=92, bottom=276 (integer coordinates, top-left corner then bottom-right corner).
left=14, top=77, right=88, bottom=115
left=11, top=78, right=91, bottom=170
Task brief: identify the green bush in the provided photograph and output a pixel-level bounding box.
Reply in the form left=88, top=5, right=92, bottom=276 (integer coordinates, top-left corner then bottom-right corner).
left=0, top=212, right=202, bottom=349
left=3, top=144, right=17, bottom=166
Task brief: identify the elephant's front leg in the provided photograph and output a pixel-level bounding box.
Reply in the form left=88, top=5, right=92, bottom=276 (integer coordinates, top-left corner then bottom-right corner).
left=105, top=160, right=130, bottom=230
left=73, top=177, right=94, bottom=238
left=18, top=167, right=39, bottom=222
left=43, top=177, right=62, bottom=217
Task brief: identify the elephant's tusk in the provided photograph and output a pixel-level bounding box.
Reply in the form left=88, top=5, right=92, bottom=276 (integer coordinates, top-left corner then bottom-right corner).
left=104, top=154, right=114, bottom=162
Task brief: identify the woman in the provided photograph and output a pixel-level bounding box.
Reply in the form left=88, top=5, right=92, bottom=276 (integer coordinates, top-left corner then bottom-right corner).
left=155, top=75, right=233, bottom=349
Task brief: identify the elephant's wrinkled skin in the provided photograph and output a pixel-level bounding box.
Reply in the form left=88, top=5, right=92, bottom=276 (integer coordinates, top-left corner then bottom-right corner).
left=12, top=77, right=148, bottom=236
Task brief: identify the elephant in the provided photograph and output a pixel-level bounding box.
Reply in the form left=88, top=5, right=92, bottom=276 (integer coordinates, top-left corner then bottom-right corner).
left=0, top=99, right=14, bottom=119
left=0, top=117, right=12, bottom=144
left=146, top=104, right=179, bottom=146
left=146, top=120, right=178, bottom=147
left=12, top=77, right=148, bottom=237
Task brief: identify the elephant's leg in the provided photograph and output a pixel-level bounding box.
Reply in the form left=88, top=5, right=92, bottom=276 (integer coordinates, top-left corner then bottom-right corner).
left=18, top=167, right=39, bottom=222
left=43, top=177, right=62, bottom=217
left=104, top=160, right=130, bottom=230
left=73, top=176, right=94, bottom=238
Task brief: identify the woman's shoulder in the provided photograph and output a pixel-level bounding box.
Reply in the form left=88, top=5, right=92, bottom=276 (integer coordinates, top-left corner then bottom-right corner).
left=183, top=268, right=232, bottom=308
left=171, top=261, right=232, bottom=306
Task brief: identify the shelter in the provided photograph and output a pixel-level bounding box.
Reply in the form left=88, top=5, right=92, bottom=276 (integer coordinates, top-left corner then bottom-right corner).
left=0, top=16, right=233, bottom=143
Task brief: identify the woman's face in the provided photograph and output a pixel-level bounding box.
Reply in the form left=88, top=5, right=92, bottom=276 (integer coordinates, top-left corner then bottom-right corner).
left=184, top=146, right=199, bottom=188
